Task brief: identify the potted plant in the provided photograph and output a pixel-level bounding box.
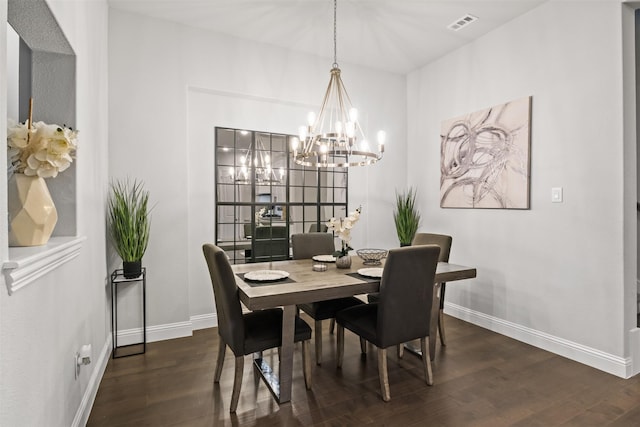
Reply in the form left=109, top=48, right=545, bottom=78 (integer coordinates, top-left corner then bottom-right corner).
left=108, top=179, right=151, bottom=278
left=394, top=187, right=421, bottom=246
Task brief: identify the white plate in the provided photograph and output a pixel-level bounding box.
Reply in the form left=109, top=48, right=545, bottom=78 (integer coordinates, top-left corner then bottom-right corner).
left=357, top=267, right=383, bottom=278
left=312, top=255, right=337, bottom=263
left=244, top=270, right=290, bottom=282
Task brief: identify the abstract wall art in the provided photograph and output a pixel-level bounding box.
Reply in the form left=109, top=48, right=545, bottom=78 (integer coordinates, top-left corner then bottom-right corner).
left=440, top=96, right=531, bottom=209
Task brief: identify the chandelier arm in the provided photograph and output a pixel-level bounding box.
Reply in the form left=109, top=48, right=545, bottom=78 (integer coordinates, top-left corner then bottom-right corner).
left=307, top=71, right=337, bottom=154
left=335, top=78, right=350, bottom=140
left=337, top=73, right=368, bottom=145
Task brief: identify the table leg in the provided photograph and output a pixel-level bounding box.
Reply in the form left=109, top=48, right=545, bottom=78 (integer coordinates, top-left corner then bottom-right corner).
left=278, top=305, right=295, bottom=403
left=428, top=283, right=441, bottom=360
left=252, top=304, right=295, bottom=403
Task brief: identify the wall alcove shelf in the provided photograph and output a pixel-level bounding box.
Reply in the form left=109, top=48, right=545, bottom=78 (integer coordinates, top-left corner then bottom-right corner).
left=2, top=236, right=86, bottom=295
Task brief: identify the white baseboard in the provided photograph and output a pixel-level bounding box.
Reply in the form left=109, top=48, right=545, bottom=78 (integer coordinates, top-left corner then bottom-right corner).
left=190, top=313, right=217, bottom=330
left=115, top=313, right=218, bottom=345
left=444, top=302, right=632, bottom=378
left=71, top=334, right=112, bottom=427
left=116, top=320, right=193, bottom=346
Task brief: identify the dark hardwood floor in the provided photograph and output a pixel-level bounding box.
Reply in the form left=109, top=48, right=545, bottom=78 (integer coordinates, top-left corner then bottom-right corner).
left=88, top=315, right=640, bottom=426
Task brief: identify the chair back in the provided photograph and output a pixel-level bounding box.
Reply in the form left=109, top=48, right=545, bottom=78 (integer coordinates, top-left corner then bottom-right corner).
left=252, top=226, right=289, bottom=261
left=202, top=244, right=245, bottom=355
left=308, top=223, right=329, bottom=233
left=243, top=223, right=252, bottom=239
left=291, top=233, right=335, bottom=260
left=412, top=233, right=452, bottom=262
left=377, top=245, right=440, bottom=347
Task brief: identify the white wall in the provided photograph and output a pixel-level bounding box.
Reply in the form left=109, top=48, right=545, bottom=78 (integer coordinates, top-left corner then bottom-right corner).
left=408, top=0, right=636, bottom=376
left=108, top=9, right=406, bottom=330
left=0, top=1, right=110, bottom=426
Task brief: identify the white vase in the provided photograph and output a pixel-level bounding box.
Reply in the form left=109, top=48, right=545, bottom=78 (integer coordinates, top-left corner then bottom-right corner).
left=8, top=174, right=58, bottom=246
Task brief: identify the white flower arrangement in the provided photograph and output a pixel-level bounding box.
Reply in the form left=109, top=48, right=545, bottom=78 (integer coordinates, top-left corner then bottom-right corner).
left=255, top=207, right=266, bottom=224
left=7, top=118, right=78, bottom=179
left=326, top=206, right=362, bottom=257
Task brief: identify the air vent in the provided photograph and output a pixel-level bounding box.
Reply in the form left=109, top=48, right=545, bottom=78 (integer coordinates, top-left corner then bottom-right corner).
left=447, top=14, right=478, bottom=31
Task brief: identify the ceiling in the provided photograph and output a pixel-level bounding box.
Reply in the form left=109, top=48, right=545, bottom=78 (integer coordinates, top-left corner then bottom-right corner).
left=108, top=0, right=547, bottom=74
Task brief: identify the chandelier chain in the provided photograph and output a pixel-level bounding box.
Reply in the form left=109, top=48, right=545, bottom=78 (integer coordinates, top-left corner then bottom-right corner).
left=333, top=0, right=338, bottom=67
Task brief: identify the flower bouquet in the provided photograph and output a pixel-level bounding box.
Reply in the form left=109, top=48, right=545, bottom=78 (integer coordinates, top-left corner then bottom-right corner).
left=326, top=206, right=361, bottom=267
left=7, top=118, right=77, bottom=179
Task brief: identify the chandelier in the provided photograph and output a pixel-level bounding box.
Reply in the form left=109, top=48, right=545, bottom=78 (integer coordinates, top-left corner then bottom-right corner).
left=234, top=134, right=285, bottom=184
left=291, top=0, right=385, bottom=168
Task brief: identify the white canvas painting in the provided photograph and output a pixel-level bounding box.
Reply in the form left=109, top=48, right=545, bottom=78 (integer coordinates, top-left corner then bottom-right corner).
left=440, top=96, right=531, bottom=209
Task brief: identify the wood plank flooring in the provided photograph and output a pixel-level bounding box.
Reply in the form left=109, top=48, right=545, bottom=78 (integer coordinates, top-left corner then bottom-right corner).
left=88, top=315, right=640, bottom=426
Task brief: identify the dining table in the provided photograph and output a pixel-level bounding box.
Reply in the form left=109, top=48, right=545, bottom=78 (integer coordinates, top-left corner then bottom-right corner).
left=231, top=256, right=477, bottom=404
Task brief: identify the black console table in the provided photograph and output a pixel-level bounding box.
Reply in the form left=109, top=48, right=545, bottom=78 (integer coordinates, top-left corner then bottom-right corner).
left=110, top=268, right=146, bottom=358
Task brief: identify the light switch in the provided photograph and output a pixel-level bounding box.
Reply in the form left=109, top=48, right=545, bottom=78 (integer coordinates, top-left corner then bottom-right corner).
left=551, top=187, right=563, bottom=203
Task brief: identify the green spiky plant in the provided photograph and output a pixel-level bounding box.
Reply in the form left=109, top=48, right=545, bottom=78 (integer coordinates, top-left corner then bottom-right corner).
left=108, top=179, right=151, bottom=268
left=394, top=187, right=421, bottom=246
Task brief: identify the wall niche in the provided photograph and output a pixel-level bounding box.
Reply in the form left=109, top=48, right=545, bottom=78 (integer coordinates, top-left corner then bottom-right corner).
left=7, top=0, right=77, bottom=237
left=2, top=0, right=84, bottom=295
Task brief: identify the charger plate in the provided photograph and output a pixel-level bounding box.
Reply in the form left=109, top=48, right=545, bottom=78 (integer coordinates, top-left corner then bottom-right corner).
left=357, top=267, right=383, bottom=279
left=244, top=270, right=290, bottom=282
left=312, top=255, right=337, bottom=263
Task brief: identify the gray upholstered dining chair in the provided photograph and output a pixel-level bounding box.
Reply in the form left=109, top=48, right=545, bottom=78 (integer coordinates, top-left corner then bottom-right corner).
left=367, top=232, right=452, bottom=349
left=292, top=233, right=364, bottom=365
left=336, top=245, right=440, bottom=401
left=202, top=243, right=312, bottom=412
left=411, top=233, right=452, bottom=347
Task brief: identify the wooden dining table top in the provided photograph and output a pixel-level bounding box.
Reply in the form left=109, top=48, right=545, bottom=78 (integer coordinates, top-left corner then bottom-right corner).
left=232, top=257, right=477, bottom=311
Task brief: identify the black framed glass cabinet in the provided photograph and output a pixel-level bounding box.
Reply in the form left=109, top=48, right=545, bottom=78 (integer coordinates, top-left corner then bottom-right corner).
left=215, top=127, right=348, bottom=264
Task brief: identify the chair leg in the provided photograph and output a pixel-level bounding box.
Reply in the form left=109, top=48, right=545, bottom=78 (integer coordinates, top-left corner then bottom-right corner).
left=302, top=339, right=312, bottom=390
left=315, top=320, right=323, bottom=365
left=329, top=318, right=336, bottom=334
left=397, top=343, right=404, bottom=359
left=360, top=337, right=367, bottom=354
left=439, top=283, right=447, bottom=346
left=377, top=347, right=391, bottom=402
left=420, top=337, right=434, bottom=386
left=230, top=356, right=244, bottom=413
left=214, top=338, right=226, bottom=383
left=336, top=325, right=344, bottom=369
left=438, top=309, right=446, bottom=346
